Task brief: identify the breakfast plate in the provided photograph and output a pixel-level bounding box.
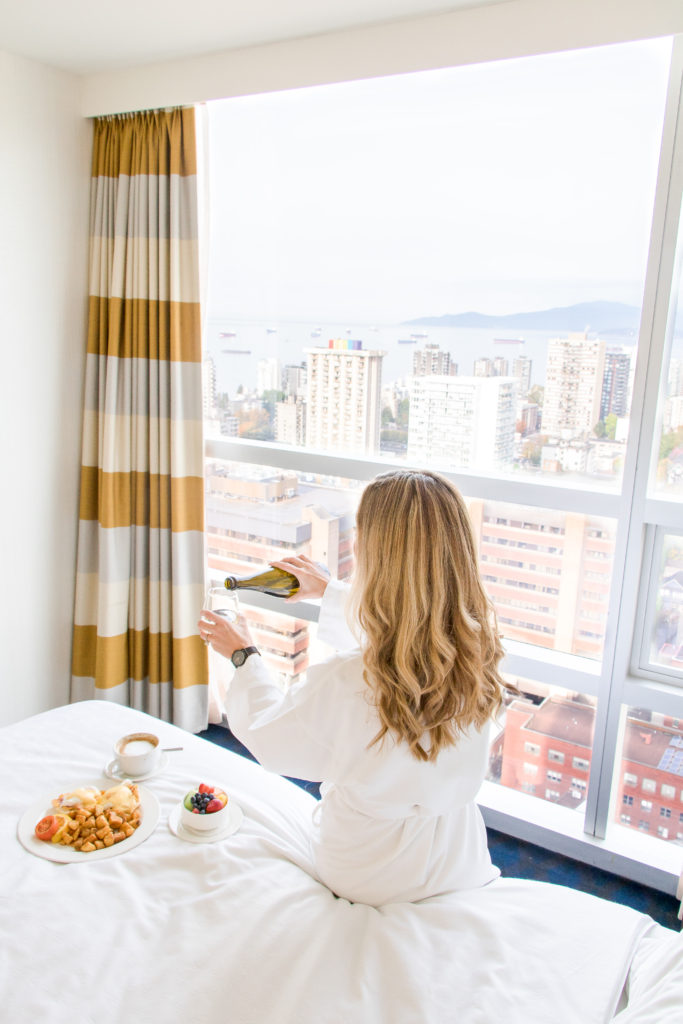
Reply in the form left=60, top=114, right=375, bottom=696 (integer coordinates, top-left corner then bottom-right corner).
left=168, top=800, right=243, bottom=844
left=17, top=781, right=160, bottom=863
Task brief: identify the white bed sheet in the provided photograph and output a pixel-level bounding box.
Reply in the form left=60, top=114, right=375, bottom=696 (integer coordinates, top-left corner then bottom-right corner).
left=1, top=700, right=681, bottom=1024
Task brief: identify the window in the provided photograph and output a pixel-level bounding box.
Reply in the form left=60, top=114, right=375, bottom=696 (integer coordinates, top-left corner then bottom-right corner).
left=203, top=35, right=683, bottom=885
left=661, top=784, right=676, bottom=799
left=641, top=800, right=653, bottom=812
left=623, top=794, right=634, bottom=806
left=547, top=770, right=563, bottom=783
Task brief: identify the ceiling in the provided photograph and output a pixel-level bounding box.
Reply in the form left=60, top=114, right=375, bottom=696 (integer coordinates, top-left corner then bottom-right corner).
left=0, top=0, right=509, bottom=76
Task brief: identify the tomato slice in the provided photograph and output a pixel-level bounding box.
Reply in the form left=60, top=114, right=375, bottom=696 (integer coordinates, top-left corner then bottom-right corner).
left=35, top=815, right=60, bottom=841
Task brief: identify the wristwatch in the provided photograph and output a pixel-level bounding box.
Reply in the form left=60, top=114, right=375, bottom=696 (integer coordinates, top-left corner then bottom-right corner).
left=231, top=646, right=260, bottom=668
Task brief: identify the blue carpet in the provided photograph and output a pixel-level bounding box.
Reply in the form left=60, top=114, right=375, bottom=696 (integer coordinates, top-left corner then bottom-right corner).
left=198, top=723, right=681, bottom=930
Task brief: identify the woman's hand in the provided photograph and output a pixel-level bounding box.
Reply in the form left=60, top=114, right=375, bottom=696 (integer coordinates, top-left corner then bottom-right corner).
left=197, top=611, right=254, bottom=662
left=270, top=555, right=331, bottom=602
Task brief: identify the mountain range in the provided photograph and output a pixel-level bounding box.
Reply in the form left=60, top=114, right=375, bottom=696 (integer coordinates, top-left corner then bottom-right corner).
left=404, top=301, right=641, bottom=334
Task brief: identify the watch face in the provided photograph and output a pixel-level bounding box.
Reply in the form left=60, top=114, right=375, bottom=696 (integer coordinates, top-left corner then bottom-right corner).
left=232, top=649, right=247, bottom=667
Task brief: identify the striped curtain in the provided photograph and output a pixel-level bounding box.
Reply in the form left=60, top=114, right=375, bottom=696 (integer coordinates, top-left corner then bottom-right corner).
left=71, top=107, right=209, bottom=733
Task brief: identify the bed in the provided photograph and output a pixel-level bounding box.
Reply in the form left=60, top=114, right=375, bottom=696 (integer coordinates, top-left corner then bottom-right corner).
left=2, top=700, right=682, bottom=1024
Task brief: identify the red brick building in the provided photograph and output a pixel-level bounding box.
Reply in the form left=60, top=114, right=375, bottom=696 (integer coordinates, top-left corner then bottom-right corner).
left=616, top=714, right=683, bottom=842
left=497, top=694, right=683, bottom=843
left=499, top=696, right=593, bottom=808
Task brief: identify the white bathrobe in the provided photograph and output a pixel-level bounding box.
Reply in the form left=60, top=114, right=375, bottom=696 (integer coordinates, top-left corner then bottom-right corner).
left=224, top=580, right=499, bottom=906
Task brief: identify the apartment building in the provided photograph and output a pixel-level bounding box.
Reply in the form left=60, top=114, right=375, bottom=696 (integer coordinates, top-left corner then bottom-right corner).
left=542, top=333, right=607, bottom=439
left=408, top=375, right=518, bottom=470
left=275, top=395, right=307, bottom=446
left=499, top=695, right=594, bottom=807
left=600, top=350, right=632, bottom=420
left=305, top=339, right=385, bottom=455
left=499, top=695, right=683, bottom=843
left=412, top=342, right=455, bottom=376
left=469, top=500, right=613, bottom=658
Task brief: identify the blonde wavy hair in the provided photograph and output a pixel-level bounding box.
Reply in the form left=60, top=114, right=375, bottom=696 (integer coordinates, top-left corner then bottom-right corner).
left=350, top=470, right=508, bottom=763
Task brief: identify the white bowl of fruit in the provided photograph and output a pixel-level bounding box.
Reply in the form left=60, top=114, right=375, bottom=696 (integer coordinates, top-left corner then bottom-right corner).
left=180, top=783, right=229, bottom=832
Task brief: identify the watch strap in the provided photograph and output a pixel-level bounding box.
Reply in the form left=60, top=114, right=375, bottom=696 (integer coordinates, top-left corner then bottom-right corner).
left=231, top=646, right=260, bottom=668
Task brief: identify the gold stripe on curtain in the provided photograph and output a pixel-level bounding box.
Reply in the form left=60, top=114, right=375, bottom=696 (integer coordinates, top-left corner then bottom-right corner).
left=71, top=107, right=209, bottom=732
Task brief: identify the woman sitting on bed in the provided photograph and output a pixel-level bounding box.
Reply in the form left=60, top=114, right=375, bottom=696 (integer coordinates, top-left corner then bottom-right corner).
left=198, top=469, right=511, bottom=907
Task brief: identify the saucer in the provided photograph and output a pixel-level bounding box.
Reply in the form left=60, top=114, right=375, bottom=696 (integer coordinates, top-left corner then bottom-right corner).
left=168, top=801, right=243, bottom=844
left=104, top=751, right=170, bottom=782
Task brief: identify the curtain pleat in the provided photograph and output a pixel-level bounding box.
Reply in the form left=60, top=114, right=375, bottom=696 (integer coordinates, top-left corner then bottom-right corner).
left=71, top=107, right=209, bottom=732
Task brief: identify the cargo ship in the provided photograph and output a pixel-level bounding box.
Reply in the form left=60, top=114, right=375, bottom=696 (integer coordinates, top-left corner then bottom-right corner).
left=222, top=349, right=251, bottom=355
left=494, top=338, right=525, bottom=344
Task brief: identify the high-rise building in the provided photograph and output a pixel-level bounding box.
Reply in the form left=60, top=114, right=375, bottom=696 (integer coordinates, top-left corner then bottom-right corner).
left=600, top=350, right=631, bottom=420
left=517, top=403, right=540, bottom=435
left=513, top=356, right=532, bottom=396
left=305, top=339, right=385, bottom=455
left=541, top=333, right=606, bottom=439
left=664, top=394, right=683, bottom=432
left=668, top=357, right=683, bottom=398
left=413, top=342, right=455, bottom=376
left=408, top=375, right=517, bottom=470
left=474, top=357, right=494, bottom=377
left=282, top=362, right=307, bottom=398
left=257, top=357, right=281, bottom=395
left=469, top=500, right=614, bottom=657
left=493, top=356, right=509, bottom=376
left=275, top=395, right=306, bottom=446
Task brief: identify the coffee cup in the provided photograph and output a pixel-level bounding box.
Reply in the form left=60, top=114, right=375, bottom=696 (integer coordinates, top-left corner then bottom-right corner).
left=112, top=732, right=161, bottom=777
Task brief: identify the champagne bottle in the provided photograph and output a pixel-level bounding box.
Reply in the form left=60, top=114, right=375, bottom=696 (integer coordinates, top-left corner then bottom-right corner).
left=224, top=566, right=300, bottom=598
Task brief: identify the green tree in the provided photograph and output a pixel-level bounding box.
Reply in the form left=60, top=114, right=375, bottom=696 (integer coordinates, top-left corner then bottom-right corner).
left=593, top=420, right=606, bottom=438
left=381, top=406, right=395, bottom=426
left=605, top=413, right=618, bottom=440
left=527, top=384, right=544, bottom=407
left=660, top=427, right=683, bottom=460
left=396, top=397, right=410, bottom=429
left=261, top=389, right=285, bottom=418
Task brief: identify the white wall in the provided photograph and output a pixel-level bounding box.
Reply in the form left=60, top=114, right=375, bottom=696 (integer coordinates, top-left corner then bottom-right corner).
left=0, top=51, right=91, bottom=725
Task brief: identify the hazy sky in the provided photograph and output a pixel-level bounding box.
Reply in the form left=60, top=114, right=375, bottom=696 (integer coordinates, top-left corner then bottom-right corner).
left=206, top=37, right=672, bottom=324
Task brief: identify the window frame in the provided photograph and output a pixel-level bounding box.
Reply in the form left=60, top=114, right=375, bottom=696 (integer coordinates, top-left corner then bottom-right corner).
left=202, top=35, right=683, bottom=894
left=632, top=524, right=683, bottom=685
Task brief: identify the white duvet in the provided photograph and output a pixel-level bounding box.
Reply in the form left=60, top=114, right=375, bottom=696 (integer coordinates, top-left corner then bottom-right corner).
left=1, top=701, right=681, bottom=1024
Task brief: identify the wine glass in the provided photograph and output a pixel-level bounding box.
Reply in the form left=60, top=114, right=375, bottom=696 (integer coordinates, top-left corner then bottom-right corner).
left=201, top=586, right=240, bottom=723
left=201, top=586, right=240, bottom=639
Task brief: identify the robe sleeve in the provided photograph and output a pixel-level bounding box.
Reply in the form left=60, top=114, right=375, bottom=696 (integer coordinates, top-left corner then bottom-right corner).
left=224, top=650, right=348, bottom=782
left=316, top=578, right=358, bottom=651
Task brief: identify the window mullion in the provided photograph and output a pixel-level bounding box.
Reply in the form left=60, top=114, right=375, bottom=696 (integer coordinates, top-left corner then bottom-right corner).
left=587, top=36, right=683, bottom=840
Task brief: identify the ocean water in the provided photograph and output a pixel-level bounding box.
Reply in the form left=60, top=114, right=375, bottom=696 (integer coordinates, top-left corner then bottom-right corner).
left=205, top=317, right=638, bottom=397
